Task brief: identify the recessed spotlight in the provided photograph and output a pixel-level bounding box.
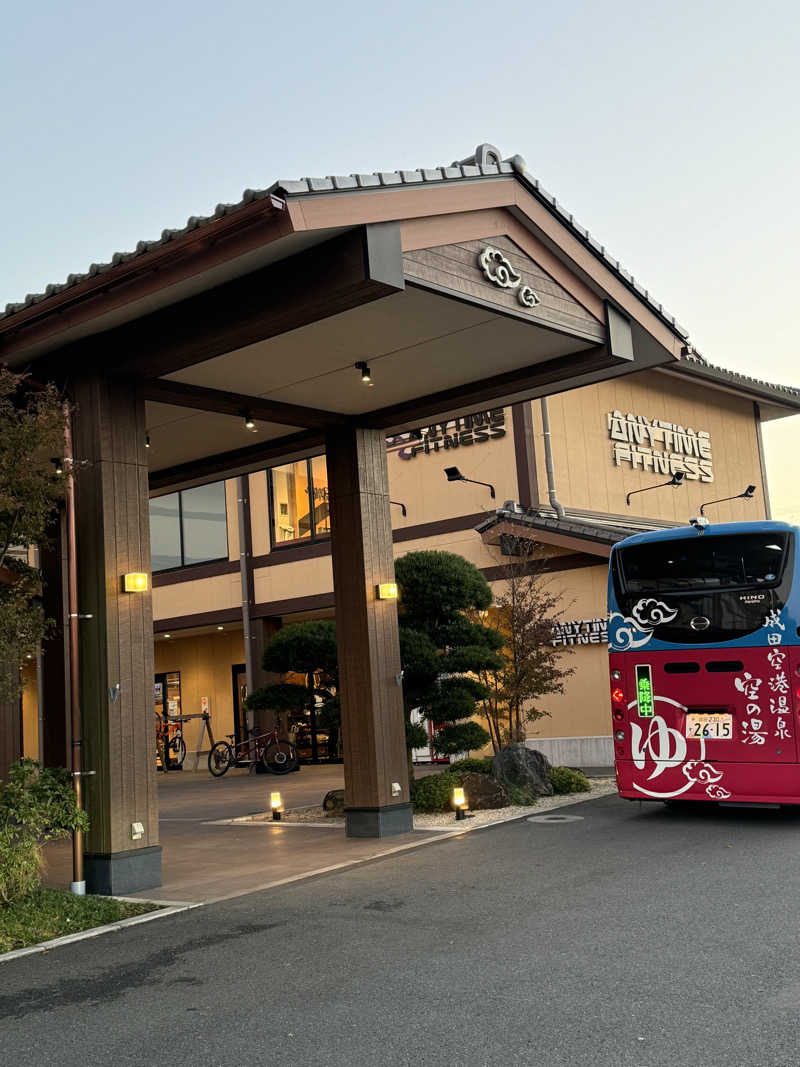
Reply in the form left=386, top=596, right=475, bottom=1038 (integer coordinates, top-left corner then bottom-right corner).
left=163, top=633, right=171, bottom=639
left=355, top=361, right=372, bottom=384
left=217, top=625, right=224, bottom=631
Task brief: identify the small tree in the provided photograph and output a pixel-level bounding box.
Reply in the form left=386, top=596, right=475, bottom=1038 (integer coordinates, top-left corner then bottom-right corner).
left=0, top=367, right=66, bottom=700
left=475, top=546, right=574, bottom=751
left=395, top=551, right=502, bottom=761
left=245, top=621, right=339, bottom=754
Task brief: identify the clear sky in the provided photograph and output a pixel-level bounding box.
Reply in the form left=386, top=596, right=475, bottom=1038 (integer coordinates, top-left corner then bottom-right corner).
left=2, top=0, right=799, bottom=518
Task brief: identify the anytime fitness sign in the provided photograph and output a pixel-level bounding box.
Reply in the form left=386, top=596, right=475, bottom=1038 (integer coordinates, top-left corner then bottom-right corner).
left=607, top=410, right=714, bottom=483
left=551, top=618, right=608, bottom=647
left=388, top=409, right=506, bottom=460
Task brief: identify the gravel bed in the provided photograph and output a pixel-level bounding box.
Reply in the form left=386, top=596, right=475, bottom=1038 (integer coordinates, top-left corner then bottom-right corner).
left=243, top=778, right=618, bottom=829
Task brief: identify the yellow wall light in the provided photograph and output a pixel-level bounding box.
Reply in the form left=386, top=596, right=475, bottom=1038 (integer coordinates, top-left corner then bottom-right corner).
left=122, top=572, right=149, bottom=593
left=376, top=582, right=398, bottom=600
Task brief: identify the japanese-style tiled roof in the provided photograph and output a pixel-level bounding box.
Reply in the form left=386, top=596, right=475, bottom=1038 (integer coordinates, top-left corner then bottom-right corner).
left=3, top=142, right=798, bottom=410
left=476, top=505, right=639, bottom=547
left=1, top=143, right=688, bottom=338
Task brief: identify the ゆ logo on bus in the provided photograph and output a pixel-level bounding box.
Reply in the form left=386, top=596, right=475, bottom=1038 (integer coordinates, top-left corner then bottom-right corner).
left=629, top=700, right=731, bottom=800
left=609, top=598, right=678, bottom=651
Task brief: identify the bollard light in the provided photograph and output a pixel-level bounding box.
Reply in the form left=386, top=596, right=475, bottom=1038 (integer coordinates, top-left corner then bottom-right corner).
left=271, top=791, right=283, bottom=821
left=453, top=786, right=468, bottom=821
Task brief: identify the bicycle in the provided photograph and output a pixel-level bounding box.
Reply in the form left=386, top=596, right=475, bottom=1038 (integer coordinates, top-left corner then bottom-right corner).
left=155, top=715, right=186, bottom=770
left=208, top=727, right=298, bottom=777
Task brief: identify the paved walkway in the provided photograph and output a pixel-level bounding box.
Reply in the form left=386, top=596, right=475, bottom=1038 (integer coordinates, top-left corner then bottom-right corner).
left=44, top=764, right=443, bottom=903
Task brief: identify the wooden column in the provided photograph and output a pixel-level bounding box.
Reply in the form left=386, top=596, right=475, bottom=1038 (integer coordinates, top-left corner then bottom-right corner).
left=70, top=376, right=160, bottom=894
left=325, top=426, right=411, bottom=837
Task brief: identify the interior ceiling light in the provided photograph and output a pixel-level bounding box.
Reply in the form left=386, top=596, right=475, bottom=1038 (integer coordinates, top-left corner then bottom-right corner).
left=355, top=361, right=372, bottom=384
left=242, top=410, right=256, bottom=431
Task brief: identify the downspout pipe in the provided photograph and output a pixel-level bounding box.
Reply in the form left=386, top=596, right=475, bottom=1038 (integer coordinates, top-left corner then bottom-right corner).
left=539, top=397, right=565, bottom=519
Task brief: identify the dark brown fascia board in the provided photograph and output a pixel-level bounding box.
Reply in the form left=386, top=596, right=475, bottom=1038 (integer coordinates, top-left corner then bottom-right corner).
left=36, top=224, right=404, bottom=382
left=0, top=196, right=290, bottom=362
left=139, top=378, right=350, bottom=431
left=364, top=345, right=611, bottom=430
left=148, top=428, right=325, bottom=493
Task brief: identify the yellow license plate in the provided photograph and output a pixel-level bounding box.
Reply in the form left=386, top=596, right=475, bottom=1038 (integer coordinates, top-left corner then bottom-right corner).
left=686, top=713, right=733, bottom=740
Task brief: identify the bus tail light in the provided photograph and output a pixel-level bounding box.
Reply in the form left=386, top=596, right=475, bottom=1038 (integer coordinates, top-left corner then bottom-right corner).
left=611, top=669, right=622, bottom=681
left=611, top=687, right=625, bottom=704
left=613, top=709, right=624, bottom=722
left=614, top=730, right=625, bottom=742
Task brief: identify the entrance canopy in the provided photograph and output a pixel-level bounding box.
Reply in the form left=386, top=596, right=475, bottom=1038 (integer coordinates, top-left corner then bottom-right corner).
left=1, top=143, right=689, bottom=492
left=0, top=142, right=701, bottom=890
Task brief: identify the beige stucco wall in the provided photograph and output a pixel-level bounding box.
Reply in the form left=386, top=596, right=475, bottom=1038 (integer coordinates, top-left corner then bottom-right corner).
left=532, top=369, right=768, bottom=523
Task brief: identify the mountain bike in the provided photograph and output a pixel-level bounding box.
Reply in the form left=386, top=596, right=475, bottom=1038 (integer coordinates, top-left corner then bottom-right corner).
left=208, top=727, right=298, bottom=777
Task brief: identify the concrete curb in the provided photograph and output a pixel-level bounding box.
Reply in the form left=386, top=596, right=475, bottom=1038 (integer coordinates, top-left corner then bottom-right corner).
left=0, top=898, right=201, bottom=964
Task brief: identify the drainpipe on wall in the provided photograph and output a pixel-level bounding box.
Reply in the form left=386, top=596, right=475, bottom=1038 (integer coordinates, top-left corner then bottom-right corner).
left=540, top=397, right=565, bottom=519
left=237, top=476, right=256, bottom=736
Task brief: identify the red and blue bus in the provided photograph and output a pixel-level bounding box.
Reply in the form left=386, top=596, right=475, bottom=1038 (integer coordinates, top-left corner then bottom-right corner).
left=608, top=520, right=799, bottom=804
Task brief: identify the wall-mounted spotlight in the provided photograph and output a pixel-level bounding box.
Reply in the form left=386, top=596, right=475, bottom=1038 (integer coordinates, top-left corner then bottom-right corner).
left=355, top=361, right=372, bottom=384
left=145, top=432, right=151, bottom=449
left=241, top=411, right=256, bottom=431
left=390, top=500, right=407, bottom=517
left=626, top=470, right=685, bottom=507
left=700, top=484, right=757, bottom=516
left=50, top=457, right=64, bottom=476
left=444, top=466, right=496, bottom=500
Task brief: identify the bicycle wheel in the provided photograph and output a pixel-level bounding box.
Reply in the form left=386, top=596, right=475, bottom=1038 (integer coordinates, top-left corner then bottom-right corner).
left=208, top=741, right=234, bottom=777
left=170, top=735, right=187, bottom=768
left=262, top=741, right=298, bottom=775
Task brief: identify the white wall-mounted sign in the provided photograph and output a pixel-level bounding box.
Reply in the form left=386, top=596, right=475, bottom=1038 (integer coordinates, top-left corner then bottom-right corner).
left=607, top=411, right=713, bottom=483
left=477, top=247, right=541, bottom=309
left=552, top=618, right=608, bottom=647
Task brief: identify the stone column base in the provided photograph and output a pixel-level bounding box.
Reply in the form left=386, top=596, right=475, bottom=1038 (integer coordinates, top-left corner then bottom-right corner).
left=85, top=845, right=163, bottom=896
left=345, top=803, right=413, bottom=838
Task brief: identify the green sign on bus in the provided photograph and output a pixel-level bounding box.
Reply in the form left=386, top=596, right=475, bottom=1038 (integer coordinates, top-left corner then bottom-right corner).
left=635, top=664, right=655, bottom=717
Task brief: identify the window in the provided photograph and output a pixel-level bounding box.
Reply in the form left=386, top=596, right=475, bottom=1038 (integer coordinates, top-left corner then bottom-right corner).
left=269, top=456, right=330, bottom=546
left=149, top=481, right=228, bottom=572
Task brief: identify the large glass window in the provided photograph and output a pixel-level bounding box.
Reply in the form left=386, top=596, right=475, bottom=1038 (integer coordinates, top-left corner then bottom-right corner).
left=149, top=481, right=228, bottom=572
left=269, top=456, right=330, bottom=546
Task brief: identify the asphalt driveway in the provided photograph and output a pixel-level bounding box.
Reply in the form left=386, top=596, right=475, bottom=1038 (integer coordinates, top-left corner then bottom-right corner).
left=7, top=793, right=800, bottom=1066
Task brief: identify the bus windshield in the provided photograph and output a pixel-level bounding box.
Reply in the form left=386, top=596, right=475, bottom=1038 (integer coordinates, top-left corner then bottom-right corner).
left=618, top=533, right=789, bottom=595
left=612, top=531, right=793, bottom=644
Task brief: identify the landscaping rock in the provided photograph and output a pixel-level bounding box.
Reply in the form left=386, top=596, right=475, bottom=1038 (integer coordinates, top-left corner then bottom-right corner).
left=492, top=744, right=554, bottom=796
left=322, top=788, right=345, bottom=813
left=458, top=772, right=509, bottom=811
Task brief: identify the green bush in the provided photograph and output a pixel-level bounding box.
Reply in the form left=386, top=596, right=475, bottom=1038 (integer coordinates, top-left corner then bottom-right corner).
left=448, top=757, right=493, bottom=776
left=0, top=760, right=89, bottom=905
left=549, top=766, right=591, bottom=795
left=411, top=771, right=461, bottom=813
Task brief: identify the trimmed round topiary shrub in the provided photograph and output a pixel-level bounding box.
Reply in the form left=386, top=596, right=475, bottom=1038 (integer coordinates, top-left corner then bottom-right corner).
left=448, top=757, right=493, bottom=775
left=548, top=766, right=591, bottom=794
left=411, top=771, right=461, bottom=813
